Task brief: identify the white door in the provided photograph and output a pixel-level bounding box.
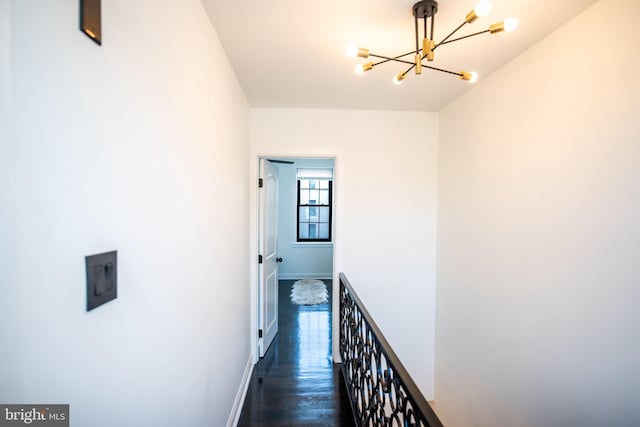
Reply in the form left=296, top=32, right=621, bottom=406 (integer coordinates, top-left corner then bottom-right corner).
left=258, top=159, right=279, bottom=357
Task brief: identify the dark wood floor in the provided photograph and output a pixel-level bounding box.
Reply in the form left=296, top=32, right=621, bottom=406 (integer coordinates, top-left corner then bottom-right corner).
left=238, top=279, right=355, bottom=427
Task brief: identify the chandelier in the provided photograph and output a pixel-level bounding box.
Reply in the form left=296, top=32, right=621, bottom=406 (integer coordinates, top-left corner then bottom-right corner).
left=346, top=0, right=517, bottom=85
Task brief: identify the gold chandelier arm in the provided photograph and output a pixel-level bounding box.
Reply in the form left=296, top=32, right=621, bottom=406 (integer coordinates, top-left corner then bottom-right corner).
left=372, top=51, right=419, bottom=60
left=421, top=38, right=435, bottom=61
left=423, top=64, right=464, bottom=77
left=370, top=53, right=420, bottom=67
left=438, top=29, right=491, bottom=46
left=433, top=21, right=468, bottom=50
left=394, top=64, right=418, bottom=83
left=401, top=63, right=463, bottom=80
left=393, top=62, right=463, bottom=85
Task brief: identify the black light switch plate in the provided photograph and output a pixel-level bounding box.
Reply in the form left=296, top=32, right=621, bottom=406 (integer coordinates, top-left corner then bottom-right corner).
left=86, top=251, right=117, bottom=311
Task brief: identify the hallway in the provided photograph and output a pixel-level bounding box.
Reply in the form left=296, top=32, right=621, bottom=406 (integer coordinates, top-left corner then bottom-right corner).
left=238, top=280, right=355, bottom=426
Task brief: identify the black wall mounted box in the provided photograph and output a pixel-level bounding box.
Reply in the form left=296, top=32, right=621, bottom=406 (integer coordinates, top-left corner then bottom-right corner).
left=80, top=0, right=102, bottom=45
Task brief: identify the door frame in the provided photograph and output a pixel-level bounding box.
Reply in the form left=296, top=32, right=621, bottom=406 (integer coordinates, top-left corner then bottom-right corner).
left=249, top=147, right=343, bottom=365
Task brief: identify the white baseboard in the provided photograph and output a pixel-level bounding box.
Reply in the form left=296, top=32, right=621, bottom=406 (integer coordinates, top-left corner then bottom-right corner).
left=279, top=272, right=333, bottom=280
left=226, top=355, right=254, bottom=427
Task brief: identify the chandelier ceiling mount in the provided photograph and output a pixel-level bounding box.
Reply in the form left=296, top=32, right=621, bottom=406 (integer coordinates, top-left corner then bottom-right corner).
left=413, top=0, right=439, bottom=20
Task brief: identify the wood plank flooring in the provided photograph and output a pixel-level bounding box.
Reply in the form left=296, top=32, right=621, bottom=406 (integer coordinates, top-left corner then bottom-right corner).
left=237, top=279, right=355, bottom=427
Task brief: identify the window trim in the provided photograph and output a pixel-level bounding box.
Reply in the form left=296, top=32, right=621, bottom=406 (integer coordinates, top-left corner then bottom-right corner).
left=296, top=179, right=332, bottom=243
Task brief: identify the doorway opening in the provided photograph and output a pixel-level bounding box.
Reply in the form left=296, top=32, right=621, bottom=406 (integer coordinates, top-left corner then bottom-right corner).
left=256, top=157, right=336, bottom=359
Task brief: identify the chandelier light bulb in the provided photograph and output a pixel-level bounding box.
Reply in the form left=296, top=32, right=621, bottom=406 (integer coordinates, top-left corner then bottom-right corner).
left=474, top=0, right=492, bottom=18
left=393, top=72, right=406, bottom=85
left=346, top=44, right=370, bottom=58
left=345, top=44, right=359, bottom=58
left=504, top=17, right=518, bottom=32
left=460, top=71, right=478, bottom=83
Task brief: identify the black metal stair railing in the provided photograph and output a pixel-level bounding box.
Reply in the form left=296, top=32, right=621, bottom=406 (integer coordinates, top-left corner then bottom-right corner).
left=339, top=273, right=443, bottom=427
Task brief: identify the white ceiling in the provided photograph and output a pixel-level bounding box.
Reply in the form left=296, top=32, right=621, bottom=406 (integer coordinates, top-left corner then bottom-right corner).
left=201, top=0, right=598, bottom=112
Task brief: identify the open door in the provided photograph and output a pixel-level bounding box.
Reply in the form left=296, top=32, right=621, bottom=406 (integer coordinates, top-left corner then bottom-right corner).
left=258, top=159, right=279, bottom=357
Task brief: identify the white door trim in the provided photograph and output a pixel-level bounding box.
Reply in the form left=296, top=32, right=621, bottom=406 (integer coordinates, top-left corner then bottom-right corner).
left=249, top=147, right=344, bottom=364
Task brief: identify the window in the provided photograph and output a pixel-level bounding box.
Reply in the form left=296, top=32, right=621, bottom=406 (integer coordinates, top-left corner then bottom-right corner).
left=297, top=169, right=332, bottom=242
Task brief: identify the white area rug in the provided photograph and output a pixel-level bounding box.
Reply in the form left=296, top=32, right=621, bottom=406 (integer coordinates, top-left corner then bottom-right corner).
left=290, top=279, right=329, bottom=305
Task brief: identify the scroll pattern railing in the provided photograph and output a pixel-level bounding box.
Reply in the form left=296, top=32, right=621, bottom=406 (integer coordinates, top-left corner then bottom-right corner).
left=339, top=273, right=443, bottom=427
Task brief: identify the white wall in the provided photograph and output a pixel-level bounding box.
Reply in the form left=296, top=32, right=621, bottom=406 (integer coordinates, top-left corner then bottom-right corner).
left=0, top=1, right=251, bottom=426
left=275, top=158, right=333, bottom=280
left=436, top=0, right=640, bottom=426
left=251, top=108, right=438, bottom=399
left=0, top=0, right=18, bottom=394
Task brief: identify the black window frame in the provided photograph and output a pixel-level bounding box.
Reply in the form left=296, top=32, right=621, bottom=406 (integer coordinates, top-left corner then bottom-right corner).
left=296, top=179, right=332, bottom=242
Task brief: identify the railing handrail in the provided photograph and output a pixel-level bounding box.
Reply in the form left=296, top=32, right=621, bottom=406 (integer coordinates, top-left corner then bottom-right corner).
left=339, top=272, right=443, bottom=427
